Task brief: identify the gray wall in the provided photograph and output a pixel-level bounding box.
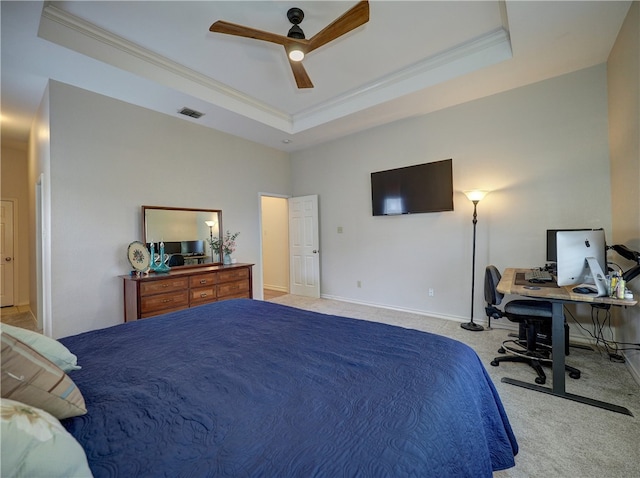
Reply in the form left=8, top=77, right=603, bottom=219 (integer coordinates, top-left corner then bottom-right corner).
left=25, top=47, right=637, bottom=384
left=42, top=81, right=291, bottom=338
left=291, top=65, right=613, bottom=335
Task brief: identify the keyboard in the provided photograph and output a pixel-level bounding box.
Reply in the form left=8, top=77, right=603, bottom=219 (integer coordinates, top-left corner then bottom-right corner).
left=524, top=270, right=554, bottom=282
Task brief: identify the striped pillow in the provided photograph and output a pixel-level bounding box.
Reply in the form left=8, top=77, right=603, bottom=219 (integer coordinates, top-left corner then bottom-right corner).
left=1, top=332, right=86, bottom=419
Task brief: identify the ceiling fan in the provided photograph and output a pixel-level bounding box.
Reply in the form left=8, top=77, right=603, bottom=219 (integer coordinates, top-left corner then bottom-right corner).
left=209, top=1, right=370, bottom=89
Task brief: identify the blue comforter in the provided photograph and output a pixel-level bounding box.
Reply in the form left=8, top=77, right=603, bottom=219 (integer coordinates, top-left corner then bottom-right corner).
left=61, top=299, right=517, bottom=477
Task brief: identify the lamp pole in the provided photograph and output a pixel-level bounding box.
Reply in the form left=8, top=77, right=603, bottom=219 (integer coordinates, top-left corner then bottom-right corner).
left=461, top=191, right=488, bottom=332
left=205, top=221, right=216, bottom=264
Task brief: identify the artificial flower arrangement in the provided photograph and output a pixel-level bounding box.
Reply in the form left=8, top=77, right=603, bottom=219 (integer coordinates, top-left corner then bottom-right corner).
left=210, top=230, right=240, bottom=256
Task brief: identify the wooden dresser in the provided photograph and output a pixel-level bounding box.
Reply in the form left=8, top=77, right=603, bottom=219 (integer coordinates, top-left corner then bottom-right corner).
left=121, top=263, right=253, bottom=321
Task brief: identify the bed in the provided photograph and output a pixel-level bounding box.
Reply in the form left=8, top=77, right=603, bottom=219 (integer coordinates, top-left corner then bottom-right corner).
left=59, top=299, right=518, bottom=477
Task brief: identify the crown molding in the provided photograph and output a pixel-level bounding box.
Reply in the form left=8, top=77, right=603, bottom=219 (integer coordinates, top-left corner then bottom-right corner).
left=39, top=4, right=293, bottom=131
left=38, top=4, right=511, bottom=136
left=292, top=28, right=512, bottom=132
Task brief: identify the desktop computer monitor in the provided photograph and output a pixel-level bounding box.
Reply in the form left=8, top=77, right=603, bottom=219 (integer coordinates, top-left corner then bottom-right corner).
left=181, top=240, right=205, bottom=256
left=546, top=228, right=591, bottom=263
left=555, top=229, right=607, bottom=295
left=162, top=241, right=182, bottom=255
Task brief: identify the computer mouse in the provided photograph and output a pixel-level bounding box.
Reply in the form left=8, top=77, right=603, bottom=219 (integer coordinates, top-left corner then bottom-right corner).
left=573, top=286, right=598, bottom=294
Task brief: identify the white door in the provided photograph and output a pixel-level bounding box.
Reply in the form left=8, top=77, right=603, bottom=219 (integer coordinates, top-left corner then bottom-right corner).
left=288, top=195, right=320, bottom=298
left=1, top=200, right=15, bottom=307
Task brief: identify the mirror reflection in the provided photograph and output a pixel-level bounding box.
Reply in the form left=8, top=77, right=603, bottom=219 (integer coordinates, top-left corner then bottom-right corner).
left=142, top=206, right=223, bottom=267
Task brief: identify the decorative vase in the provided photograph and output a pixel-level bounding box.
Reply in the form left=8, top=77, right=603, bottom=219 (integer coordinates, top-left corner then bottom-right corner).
left=223, top=253, right=232, bottom=265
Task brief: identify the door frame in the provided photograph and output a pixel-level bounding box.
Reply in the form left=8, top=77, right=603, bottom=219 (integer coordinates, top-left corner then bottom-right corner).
left=258, top=192, right=290, bottom=301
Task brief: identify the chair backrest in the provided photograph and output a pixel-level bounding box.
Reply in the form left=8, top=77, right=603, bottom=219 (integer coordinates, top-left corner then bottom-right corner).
left=484, top=265, right=504, bottom=306
left=168, top=254, right=185, bottom=267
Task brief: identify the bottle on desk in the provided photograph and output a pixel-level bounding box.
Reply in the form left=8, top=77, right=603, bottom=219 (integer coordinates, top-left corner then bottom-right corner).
left=609, top=274, right=618, bottom=297
left=617, top=278, right=626, bottom=299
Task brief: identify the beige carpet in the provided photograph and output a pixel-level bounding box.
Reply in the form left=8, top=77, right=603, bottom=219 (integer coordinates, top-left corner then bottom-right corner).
left=267, top=294, right=640, bottom=478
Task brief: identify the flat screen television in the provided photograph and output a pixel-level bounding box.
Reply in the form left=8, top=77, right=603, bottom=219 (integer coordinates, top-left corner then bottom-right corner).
left=181, top=240, right=205, bottom=256
left=371, top=159, right=454, bottom=216
left=162, top=241, right=182, bottom=255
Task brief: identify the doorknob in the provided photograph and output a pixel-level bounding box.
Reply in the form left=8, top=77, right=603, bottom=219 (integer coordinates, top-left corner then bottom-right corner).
left=312, top=250, right=319, bottom=254
left=5, top=257, right=12, bottom=262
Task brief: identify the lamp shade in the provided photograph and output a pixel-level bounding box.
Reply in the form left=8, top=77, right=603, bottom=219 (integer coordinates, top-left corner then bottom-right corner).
left=205, top=221, right=216, bottom=227
left=464, top=190, right=489, bottom=202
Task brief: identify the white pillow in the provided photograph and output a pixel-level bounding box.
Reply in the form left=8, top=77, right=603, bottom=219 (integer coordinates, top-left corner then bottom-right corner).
left=0, top=323, right=80, bottom=372
left=1, top=398, right=93, bottom=477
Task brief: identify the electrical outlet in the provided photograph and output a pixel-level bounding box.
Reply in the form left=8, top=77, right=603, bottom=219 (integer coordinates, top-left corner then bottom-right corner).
left=337, top=226, right=343, bottom=233
left=357, top=280, right=362, bottom=288
left=429, top=288, right=434, bottom=297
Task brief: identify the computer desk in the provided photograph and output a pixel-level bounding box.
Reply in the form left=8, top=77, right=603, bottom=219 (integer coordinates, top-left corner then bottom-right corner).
left=497, top=268, right=637, bottom=416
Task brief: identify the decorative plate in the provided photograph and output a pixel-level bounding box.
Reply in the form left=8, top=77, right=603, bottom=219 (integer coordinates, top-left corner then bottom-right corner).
left=127, top=241, right=150, bottom=271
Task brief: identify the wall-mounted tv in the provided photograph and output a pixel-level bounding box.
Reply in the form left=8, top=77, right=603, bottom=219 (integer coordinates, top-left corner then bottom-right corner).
left=371, top=159, right=454, bottom=216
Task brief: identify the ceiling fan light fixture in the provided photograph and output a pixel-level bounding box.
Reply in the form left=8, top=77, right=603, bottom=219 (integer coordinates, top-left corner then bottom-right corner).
left=209, top=1, right=370, bottom=89
left=288, top=48, right=305, bottom=62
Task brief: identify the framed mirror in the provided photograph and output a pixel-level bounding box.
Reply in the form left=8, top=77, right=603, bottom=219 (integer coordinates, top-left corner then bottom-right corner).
left=142, top=206, right=223, bottom=268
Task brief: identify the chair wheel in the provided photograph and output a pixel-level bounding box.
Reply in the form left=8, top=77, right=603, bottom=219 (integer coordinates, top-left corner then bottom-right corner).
left=535, top=377, right=546, bottom=385
left=498, top=347, right=506, bottom=354
left=569, top=372, right=581, bottom=380
left=490, top=360, right=499, bottom=367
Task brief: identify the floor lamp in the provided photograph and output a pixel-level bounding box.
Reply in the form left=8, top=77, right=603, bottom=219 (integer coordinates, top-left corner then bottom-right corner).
left=461, top=190, right=488, bottom=332
left=205, top=220, right=216, bottom=263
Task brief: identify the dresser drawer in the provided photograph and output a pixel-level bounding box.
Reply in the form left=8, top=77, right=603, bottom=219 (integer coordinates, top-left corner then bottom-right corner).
left=140, top=277, right=189, bottom=296
left=218, top=268, right=249, bottom=283
left=190, top=287, right=217, bottom=306
left=122, top=264, right=253, bottom=322
left=217, top=279, right=250, bottom=299
left=140, top=290, right=189, bottom=315
left=189, top=273, right=216, bottom=288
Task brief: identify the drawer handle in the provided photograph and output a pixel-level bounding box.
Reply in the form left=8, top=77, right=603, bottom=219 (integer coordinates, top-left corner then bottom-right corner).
left=200, top=279, right=207, bottom=284
left=162, top=283, right=170, bottom=288
left=162, top=298, right=173, bottom=303
left=200, top=293, right=208, bottom=298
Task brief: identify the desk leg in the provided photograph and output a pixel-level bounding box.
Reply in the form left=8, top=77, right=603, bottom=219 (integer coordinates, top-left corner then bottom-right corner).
left=551, top=302, right=565, bottom=393
left=501, top=302, right=633, bottom=416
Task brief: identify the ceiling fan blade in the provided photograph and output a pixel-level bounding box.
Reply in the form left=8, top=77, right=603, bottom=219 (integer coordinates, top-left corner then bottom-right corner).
left=307, top=0, right=369, bottom=54
left=210, top=20, right=289, bottom=46
left=288, top=59, right=314, bottom=89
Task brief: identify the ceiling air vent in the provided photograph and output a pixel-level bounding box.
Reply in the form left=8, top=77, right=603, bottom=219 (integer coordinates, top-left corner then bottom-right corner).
left=178, top=107, right=204, bottom=119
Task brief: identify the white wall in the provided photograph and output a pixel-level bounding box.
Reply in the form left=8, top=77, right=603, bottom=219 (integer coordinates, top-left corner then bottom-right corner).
left=46, top=81, right=291, bottom=338
left=28, top=84, right=52, bottom=334
left=608, top=1, right=639, bottom=379
left=291, top=65, right=613, bottom=334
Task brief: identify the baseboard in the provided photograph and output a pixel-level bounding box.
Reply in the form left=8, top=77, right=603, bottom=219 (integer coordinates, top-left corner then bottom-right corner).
left=264, top=285, right=289, bottom=293
left=319, top=293, right=520, bottom=330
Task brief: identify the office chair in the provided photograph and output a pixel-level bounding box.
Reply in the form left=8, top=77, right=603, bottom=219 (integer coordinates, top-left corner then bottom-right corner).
left=484, top=265, right=581, bottom=385
left=167, top=254, right=185, bottom=267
